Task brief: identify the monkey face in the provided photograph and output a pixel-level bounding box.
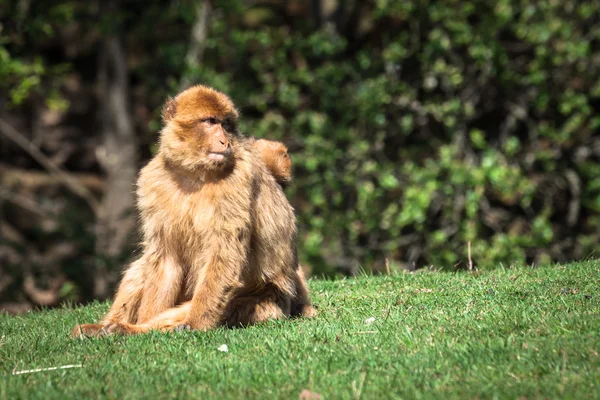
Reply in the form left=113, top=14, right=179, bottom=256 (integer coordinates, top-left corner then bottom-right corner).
left=160, top=85, right=241, bottom=174
left=185, top=116, right=235, bottom=168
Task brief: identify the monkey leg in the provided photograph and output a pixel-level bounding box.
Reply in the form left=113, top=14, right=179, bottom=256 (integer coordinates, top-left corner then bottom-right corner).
left=186, top=277, right=240, bottom=331
left=291, top=267, right=317, bottom=318
left=71, top=252, right=182, bottom=337
left=186, top=226, right=250, bottom=330
left=71, top=256, right=149, bottom=337
left=225, top=286, right=290, bottom=328
left=72, top=303, right=193, bottom=337
left=133, top=253, right=184, bottom=324
left=264, top=267, right=316, bottom=319
left=70, top=322, right=147, bottom=337
left=137, top=302, right=191, bottom=332
left=71, top=322, right=147, bottom=336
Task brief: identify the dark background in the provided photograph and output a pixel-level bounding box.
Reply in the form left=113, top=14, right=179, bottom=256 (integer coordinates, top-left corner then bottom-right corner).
left=1, top=0, right=599, bottom=313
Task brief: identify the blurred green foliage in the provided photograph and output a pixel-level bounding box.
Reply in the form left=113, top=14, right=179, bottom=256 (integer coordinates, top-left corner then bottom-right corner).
left=190, top=0, right=600, bottom=274
left=1, top=0, right=599, bottom=279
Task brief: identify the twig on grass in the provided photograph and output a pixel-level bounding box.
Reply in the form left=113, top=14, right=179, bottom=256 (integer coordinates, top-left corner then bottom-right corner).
left=352, top=370, right=367, bottom=400
left=12, top=364, right=82, bottom=375
left=468, top=241, right=473, bottom=271
left=384, top=258, right=390, bottom=275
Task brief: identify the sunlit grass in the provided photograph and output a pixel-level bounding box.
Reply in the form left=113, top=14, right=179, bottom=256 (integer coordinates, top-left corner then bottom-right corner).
left=1, top=261, right=599, bottom=399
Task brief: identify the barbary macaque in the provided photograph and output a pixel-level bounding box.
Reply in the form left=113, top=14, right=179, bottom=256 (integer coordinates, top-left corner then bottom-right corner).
left=252, top=138, right=292, bottom=187
left=72, top=85, right=315, bottom=336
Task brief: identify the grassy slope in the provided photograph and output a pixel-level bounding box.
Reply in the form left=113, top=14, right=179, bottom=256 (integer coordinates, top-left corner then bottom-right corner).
left=1, top=261, right=599, bottom=399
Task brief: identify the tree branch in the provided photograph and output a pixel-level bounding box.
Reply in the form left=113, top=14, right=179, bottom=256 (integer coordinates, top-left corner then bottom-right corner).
left=180, top=0, right=212, bottom=90
left=0, top=117, right=101, bottom=215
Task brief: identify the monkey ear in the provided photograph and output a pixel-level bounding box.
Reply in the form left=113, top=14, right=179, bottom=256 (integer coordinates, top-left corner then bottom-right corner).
left=162, top=97, right=177, bottom=123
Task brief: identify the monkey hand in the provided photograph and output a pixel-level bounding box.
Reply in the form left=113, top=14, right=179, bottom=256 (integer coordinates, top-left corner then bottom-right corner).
left=181, top=315, right=217, bottom=332
left=174, top=324, right=191, bottom=332
left=291, top=304, right=317, bottom=319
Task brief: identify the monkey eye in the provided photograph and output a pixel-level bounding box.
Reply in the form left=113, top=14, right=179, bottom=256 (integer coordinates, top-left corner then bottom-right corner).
left=202, top=117, right=218, bottom=125
left=222, top=121, right=238, bottom=134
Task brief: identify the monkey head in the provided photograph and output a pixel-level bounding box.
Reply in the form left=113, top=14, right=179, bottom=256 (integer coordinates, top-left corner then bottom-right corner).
left=253, top=139, right=292, bottom=185
left=159, top=85, right=241, bottom=175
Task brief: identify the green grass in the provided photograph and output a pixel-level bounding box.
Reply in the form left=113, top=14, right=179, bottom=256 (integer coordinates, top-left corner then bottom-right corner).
left=1, top=261, right=599, bottom=399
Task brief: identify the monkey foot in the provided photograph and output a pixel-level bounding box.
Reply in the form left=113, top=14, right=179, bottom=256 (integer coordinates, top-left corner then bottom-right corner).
left=301, top=305, right=317, bottom=318
left=70, top=322, right=130, bottom=338
left=291, top=304, right=317, bottom=319
left=70, top=323, right=108, bottom=338
left=174, top=324, right=192, bottom=332
left=102, top=323, right=130, bottom=335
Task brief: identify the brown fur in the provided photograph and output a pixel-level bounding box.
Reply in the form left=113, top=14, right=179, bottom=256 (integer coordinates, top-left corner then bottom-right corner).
left=71, top=85, right=315, bottom=337
left=251, top=138, right=292, bottom=187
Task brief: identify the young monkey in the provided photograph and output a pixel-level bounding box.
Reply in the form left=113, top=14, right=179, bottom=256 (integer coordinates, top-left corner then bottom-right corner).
left=72, top=85, right=314, bottom=337
left=252, top=138, right=292, bottom=187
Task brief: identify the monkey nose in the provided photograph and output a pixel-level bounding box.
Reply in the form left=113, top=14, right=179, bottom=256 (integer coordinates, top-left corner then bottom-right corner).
left=219, top=138, right=231, bottom=150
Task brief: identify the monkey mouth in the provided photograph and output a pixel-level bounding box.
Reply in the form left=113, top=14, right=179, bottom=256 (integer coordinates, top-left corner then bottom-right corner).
left=208, top=151, right=231, bottom=161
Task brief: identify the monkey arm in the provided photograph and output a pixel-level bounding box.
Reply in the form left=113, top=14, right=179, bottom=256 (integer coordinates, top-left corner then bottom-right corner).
left=135, top=252, right=184, bottom=323
left=185, top=229, right=250, bottom=330
left=100, top=257, right=146, bottom=325
left=251, top=177, right=316, bottom=318
left=102, top=250, right=183, bottom=325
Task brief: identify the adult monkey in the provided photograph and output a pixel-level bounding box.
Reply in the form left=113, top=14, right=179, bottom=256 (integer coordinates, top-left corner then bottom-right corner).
left=72, top=85, right=315, bottom=336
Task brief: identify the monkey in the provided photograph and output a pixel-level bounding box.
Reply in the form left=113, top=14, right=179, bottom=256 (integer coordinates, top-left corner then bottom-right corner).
left=71, top=134, right=303, bottom=336
left=251, top=138, right=292, bottom=187
left=71, top=85, right=315, bottom=337
left=90, top=138, right=302, bottom=334
left=107, top=139, right=307, bottom=333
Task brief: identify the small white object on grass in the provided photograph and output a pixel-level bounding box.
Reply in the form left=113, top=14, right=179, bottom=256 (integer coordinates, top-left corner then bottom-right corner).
left=364, top=317, right=376, bottom=325
left=217, top=344, right=229, bottom=352
left=12, top=364, right=82, bottom=375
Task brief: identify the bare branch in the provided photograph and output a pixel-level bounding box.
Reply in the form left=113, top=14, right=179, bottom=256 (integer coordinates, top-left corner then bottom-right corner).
left=180, top=0, right=212, bottom=90
left=23, top=274, right=63, bottom=306
left=0, top=164, right=105, bottom=192
left=94, top=36, right=139, bottom=298
left=0, top=188, right=54, bottom=217
left=0, top=117, right=101, bottom=214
